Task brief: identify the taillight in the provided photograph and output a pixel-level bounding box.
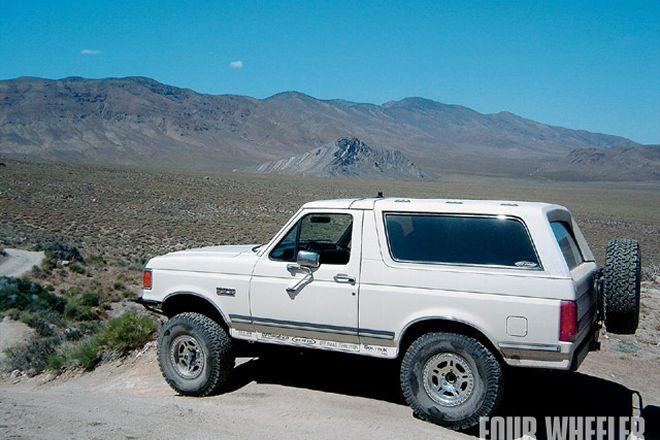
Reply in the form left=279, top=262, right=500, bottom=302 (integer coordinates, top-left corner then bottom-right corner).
left=559, top=300, right=577, bottom=342
left=143, top=269, right=153, bottom=290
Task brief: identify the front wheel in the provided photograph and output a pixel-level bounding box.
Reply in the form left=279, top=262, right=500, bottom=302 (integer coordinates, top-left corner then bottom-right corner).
left=157, top=312, right=235, bottom=396
left=400, top=332, right=504, bottom=430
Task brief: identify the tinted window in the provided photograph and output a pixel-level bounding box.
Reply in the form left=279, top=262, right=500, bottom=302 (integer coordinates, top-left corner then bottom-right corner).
left=385, top=213, right=540, bottom=268
left=270, top=213, right=353, bottom=265
left=269, top=223, right=298, bottom=261
left=551, top=221, right=584, bottom=270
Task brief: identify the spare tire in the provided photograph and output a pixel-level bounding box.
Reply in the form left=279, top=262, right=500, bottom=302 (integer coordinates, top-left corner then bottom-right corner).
left=602, top=239, right=641, bottom=334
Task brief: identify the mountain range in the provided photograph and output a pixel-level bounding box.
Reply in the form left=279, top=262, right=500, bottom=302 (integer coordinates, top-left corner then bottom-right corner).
left=0, top=76, right=657, bottom=180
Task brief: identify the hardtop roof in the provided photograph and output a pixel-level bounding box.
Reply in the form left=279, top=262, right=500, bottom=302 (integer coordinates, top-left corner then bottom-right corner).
left=301, top=198, right=568, bottom=216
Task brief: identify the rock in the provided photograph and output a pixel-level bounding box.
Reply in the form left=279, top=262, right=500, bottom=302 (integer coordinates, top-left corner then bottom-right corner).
left=244, top=137, right=425, bottom=180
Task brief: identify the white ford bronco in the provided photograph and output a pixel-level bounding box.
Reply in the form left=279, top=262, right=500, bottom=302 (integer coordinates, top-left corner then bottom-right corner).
left=136, top=197, right=641, bottom=429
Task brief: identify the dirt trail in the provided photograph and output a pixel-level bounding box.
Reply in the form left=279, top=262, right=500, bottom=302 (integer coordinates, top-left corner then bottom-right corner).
left=0, top=347, right=463, bottom=440
left=1, top=341, right=659, bottom=440
left=0, top=248, right=44, bottom=277
left=0, top=283, right=658, bottom=440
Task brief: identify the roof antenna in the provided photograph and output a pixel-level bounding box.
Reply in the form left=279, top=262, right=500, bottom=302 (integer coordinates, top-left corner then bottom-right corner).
left=377, top=191, right=384, bottom=198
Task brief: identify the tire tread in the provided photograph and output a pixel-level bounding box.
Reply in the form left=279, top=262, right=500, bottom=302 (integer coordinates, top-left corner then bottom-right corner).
left=603, top=239, right=641, bottom=335
left=157, top=312, right=234, bottom=396
left=400, top=332, right=503, bottom=430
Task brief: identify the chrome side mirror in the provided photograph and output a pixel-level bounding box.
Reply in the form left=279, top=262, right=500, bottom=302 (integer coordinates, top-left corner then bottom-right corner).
left=296, top=250, right=320, bottom=268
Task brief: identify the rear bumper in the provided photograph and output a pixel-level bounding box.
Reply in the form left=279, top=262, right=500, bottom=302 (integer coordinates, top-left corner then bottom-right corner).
left=569, top=325, right=598, bottom=371
left=500, top=323, right=599, bottom=370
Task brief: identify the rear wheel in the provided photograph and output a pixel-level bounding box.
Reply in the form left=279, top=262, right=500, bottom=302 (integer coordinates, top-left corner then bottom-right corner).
left=400, top=332, right=504, bottom=430
left=157, top=312, right=235, bottom=396
left=602, top=239, right=641, bottom=335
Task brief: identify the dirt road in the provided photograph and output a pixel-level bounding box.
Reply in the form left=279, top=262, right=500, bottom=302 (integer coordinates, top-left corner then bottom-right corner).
left=0, top=248, right=44, bottom=277
left=1, top=342, right=659, bottom=440
left=1, top=283, right=658, bottom=439
left=0, top=348, right=466, bottom=440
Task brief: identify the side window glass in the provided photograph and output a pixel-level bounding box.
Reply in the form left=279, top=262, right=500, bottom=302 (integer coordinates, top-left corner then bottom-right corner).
left=269, top=223, right=298, bottom=262
left=270, top=213, right=353, bottom=265
left=551, top=221, right=584, bottom=270
left=385, top=213, right=540, bottom=268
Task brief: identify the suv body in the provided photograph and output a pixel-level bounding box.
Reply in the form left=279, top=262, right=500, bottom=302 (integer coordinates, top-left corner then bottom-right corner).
left=138, top=197, right=622, bottom=429
left=142, top=198, right=598, bottom=368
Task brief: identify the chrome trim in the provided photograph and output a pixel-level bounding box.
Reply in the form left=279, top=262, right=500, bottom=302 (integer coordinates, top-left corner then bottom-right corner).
left=227, top=314, right=395, bottom=340
left=296, top=250, right=320, bottom=268
left=216, top=287, right=236, bottom=297
left=498, top=342, right=561, bottom=352
left=333, top=273, right=356, bottom=284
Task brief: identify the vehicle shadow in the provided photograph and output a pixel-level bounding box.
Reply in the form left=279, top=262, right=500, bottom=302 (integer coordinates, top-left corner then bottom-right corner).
left=229, top=348, right=659, bottom=439
left=483, top=368, right=659, bottom=439
left=229, top=348, right=404, bottom=404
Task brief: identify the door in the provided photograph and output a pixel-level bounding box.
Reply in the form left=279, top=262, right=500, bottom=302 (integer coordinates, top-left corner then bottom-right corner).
left=247, top=209, right=363, bottom=347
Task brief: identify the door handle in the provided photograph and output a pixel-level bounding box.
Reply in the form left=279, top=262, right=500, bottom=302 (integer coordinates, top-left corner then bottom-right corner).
left=334, top=274, right=356, bottom=284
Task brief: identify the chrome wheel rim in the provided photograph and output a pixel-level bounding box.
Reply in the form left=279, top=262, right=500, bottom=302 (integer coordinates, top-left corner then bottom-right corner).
left=422, top=353, right=475, bottom=407
left=169, top=335, right=205, bottom=379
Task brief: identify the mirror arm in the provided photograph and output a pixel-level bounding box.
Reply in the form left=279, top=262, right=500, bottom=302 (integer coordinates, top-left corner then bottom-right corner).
left=286, top=264, right=314, bottom=296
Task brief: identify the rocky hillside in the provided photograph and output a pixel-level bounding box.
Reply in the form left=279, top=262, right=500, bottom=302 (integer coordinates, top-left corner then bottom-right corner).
left=244, top=137, right=425, bottom=180
left=0, top=76, right=649, bottom=179
left=536, top=145, right=660, bottom=181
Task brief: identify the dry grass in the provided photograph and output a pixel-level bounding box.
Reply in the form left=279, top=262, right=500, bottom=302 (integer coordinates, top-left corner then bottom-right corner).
left=1, top=159, right=658, bottom=268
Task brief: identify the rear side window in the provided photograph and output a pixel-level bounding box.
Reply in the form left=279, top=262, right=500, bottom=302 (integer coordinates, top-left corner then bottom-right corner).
left=551, top=221, right=584, bottom=270
left=384, top=213, right=540, bottom=269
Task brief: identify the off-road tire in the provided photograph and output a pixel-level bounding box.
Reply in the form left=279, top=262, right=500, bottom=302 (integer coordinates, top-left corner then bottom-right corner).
left=157, top=312, right=235, bottom=396
left=602, top=239, right=641, bottom=334
left=400, top=332, right=503, bottom=430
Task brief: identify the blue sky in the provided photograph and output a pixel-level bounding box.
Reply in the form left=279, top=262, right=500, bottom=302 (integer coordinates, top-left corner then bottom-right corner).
left=1, top=1, right=659, bottom=143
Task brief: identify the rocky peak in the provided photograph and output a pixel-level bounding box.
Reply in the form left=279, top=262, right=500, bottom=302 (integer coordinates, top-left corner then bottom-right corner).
left=245, top=137, right=425, bottom=180
left=333, top=137, right=371, bottom=166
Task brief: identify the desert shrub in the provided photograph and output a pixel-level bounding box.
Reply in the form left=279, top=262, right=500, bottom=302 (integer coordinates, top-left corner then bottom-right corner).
left=62, top=292, right=100, bottom=321
left=0, top=277, right=65, bottom=314
left=16, top=310, right=65, bottom=337
left=81, top=291, right=101, bottom=307
left=126, top=257, right=147, bottom=271
left=70, top=337, right=102, bottom=370
left=47, top=337, right=101, bottom=371
left=46, top=312, right=156, bottom=372
left=45, top=351, right=66, bottom=371
left=3, top=336, right=61, bottom=372
left=37, top=241, right=83, bottom=262
left=41, top=255, right=57, bottom=272
left=69, top=262, right=87, bottom=275
left=31, top=264, right=46, bottom=279
left=96, top=311, right=156, bottom=353
left=86, top=255, right=107, bottom=265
